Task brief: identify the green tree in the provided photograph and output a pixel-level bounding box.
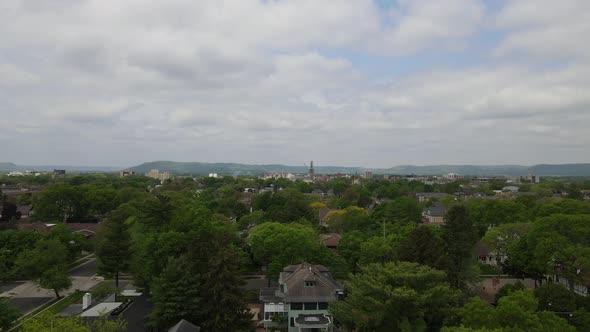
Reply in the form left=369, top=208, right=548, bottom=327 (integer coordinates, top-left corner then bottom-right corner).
left=330, top=262, right=460, bottom=331
left=33, top=184, right=90, bottom=221
left=338, top=231, right=369, bottom=274
left=398, top=224, right=447, bottom=269
left=248, top=222, right=321, bottom=280
left=0, top=298, right=20, bottom=331
left=371, top=197, right=422, bottom=226
left=20, top=312, right=126, bottom=332
left=442, top=205, right=478, bottom=289
left=534, top=283, right=577, bottom=312
left=455, top=290, right=574, bottom=332
left=96, top=209, right=132, bottom=289
left=494, top=281, right=526, bottom=304
left=149, top=255, right=202, bottom=329
left=16, top=239, right=71, bottom=298
left=200, top=248, right=253, bottom=331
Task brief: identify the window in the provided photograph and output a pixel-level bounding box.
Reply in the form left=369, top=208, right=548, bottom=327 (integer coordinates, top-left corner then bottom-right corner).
left=290, top=317, right=295, bottom=327
left=264, top=312, right=270, bottom=320
left=304, top=302, right=318, bottom=310
left=305, top=281, right=316, bottom=287
left=290, top=302, right=303, bottom=310
left=318, top=302, right=328, bottom=310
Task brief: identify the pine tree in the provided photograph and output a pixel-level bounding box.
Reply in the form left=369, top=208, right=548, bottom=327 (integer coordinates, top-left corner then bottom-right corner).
left=200, top=247, right=253, bottom=331
left=149, top=255, right=202, bottom=329
left=96, top=210, right=132, bottom=289
left=442, top=205, right=478, bottom=289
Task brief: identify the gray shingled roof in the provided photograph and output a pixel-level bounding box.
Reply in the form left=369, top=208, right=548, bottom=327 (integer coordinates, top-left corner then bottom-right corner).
left=424, top=202, right=447, bottom=217
left=279, top=263, right=343, bottom=303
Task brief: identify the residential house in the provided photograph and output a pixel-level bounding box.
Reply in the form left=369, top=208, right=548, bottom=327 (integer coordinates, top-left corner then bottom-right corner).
left=422, top=202, right=447, bottom=225
left=321, top=233, right=341, bottom=249
left=415, top=192, right=449, bottom=203
left=259, top=263, right=344, bottom=332
left=475, top=241, right=506, bottom=267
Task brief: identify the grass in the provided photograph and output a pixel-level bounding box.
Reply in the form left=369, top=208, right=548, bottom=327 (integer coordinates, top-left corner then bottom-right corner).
left=479, top=263, right=503, bottom=275
left=46, top=291, right=85, bottom=314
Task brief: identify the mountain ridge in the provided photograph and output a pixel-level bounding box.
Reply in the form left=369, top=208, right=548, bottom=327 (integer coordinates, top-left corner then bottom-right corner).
left=2, top=161, right=590, bottom=176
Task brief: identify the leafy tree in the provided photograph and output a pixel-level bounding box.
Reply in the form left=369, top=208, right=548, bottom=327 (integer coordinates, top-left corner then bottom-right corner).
left=20, top=312, right=126, bottom=332
left=358, top=235, right=399, bottom=265
left=371, top=197, right=422, bottom=226
left=237, top=210, right=266, bottom=230
left=506, top=214, right=590, bottom=286
left=48, top=223, right=87, bottom=261
left=16, top=239, right=72, bottom=298
left=96, top=209, right=132, bottom=289
left=263, top=189, right=314, bottom=223
left=149, top=255, right=202, bottom=329
left=455, top=290, right=575, bottom=332
left=398, top=225, right=447, bottom=269
left=534, top=283, right=577, bottom=312
left=494, top=281, right=526, bottom=304
left=33, top=184, right=90, bottom=221
left=481, top=223, right=531, bottom=264
left=338, top=231, right=369, bottom=274
left=442, top=205, right=478, bottom=289
left=465, top=199, right=529, bottom=236
left=249, top=222, right=321, bottom=280
left=0, top=298, right=20, bottom=331
left=0, top=230, right=43, bottom=282
left=330, top=262, right=460, bottom=332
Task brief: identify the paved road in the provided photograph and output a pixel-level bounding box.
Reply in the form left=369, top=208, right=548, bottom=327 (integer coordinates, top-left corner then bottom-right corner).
left=8, top=297, right=53, bottom=315
left=2, top=258, right=101, bottom=315
left=69, top=258, right=97, bottom=277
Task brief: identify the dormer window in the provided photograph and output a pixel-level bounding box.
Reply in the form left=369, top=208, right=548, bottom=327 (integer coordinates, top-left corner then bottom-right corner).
left=304, top=281, right=315, bottom=287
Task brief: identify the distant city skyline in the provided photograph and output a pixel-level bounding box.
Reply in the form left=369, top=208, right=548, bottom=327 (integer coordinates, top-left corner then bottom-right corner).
left=1, top=1, right=589, bottom=167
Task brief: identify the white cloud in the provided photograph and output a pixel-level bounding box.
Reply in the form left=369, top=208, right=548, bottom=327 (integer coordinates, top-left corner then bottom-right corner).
left=0, top=0, right=588, bottom=166
left=495, top=0, right=590, bottom=59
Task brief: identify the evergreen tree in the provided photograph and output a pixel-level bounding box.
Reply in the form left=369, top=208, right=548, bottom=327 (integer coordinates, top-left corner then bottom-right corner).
left=442, top=205, right=478, bottom=289
left=398, top=225, right=446, bottom=269
left=200, top=247, right=253, bottom=331
left=96, top=209, right=132, bottom=289
left=149, top=255, right=202, bottom=329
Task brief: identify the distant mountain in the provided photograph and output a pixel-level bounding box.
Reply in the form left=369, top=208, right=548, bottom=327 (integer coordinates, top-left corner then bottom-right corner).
left=3, top=161, right=590, bottom=176
left=128, top=161, right=363, bottom=175
left=128, top=161, right=590, bottom=177
left=0, top=163, right=19, bottom=173
left=0, top=163, right=120, bottom=173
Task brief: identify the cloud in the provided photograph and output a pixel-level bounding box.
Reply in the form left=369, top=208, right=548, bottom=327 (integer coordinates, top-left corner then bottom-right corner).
left=0, top=0, right=588, bottom=167
left=495, top=0, right=590, bottom=59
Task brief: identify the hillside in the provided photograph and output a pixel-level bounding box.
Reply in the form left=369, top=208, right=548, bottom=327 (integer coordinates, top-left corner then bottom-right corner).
left=128, top=161, right=590, bottom=176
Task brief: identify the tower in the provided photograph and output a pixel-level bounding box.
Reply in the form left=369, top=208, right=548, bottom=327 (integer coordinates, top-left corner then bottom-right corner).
left=309, top=160, right=315, bottom=177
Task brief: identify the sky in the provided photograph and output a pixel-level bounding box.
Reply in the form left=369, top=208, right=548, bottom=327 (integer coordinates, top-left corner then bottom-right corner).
left=1, top=0, right=589, bottom=168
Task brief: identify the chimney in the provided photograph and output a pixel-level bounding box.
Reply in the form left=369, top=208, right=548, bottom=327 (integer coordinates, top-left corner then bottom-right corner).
left=82, top=292, right=92, bottom=310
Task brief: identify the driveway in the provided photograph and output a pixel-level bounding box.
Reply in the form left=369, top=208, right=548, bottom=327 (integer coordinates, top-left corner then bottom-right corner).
left=69, top=259, right=97, bottom=277
left=0, top=258, right=103, bottom=315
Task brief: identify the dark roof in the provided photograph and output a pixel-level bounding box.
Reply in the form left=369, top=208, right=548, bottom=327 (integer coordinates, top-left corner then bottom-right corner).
left=318, top=208, right=332, bottom=222
left=168, top=319, right=200, bottom=332
left=279, top=263, right=343, bottom=303
left=475, top=241, right=492, bottom=256
left=424, top=202, right=446, bottom=217
left=259, top=287, right=283, bottom=303
left=321, top=233, right=341, bottom=248
left=416, top=192, right=449, bottom=199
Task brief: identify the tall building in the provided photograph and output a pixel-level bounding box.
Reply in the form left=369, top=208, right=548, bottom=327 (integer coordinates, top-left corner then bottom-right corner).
left=309, top=160, right=315, bottom=178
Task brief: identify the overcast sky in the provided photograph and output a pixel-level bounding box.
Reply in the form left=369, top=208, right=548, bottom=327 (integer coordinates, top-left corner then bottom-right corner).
left=1, top=0, right=589, bottom=168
